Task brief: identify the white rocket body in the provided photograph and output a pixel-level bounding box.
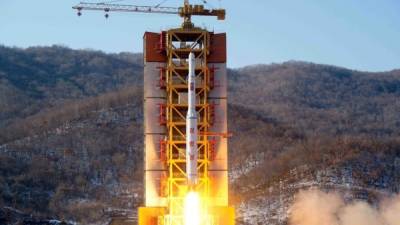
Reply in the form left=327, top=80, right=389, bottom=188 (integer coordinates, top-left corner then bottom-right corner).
left=186, top=52, right=198, bottom=187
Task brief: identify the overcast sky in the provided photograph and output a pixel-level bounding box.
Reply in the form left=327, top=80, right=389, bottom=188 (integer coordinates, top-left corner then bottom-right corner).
left=1, top=0, right=399, bottom=71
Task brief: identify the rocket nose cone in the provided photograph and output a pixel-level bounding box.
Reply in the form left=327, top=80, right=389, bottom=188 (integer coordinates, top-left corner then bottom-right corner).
left=189, top=52, right=194, bottom=59
left=189, top=52, right=195, bottom=63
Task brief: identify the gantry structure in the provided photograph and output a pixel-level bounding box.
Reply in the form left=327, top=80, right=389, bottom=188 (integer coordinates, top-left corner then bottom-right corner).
left=163, top=29, right=211, bottom=224
left=73, top=1, right=234, bottom=224
left=142, top=26, right=233, bottom=224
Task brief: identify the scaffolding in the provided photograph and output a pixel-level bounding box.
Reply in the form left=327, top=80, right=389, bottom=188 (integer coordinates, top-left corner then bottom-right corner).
left=163, top=28, right=212, bottom=225
left=141, top=28, right=233, bottom=225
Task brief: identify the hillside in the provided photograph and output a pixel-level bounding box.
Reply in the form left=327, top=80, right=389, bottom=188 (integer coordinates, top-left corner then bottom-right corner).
left=0, top=46, right=400, bottom=225
left=229, top=62, right=400, bottom=136
left=0, top=45, right=142, bottom=128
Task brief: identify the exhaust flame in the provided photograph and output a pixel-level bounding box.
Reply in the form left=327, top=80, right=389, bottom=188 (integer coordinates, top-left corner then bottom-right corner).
left=184, top=192, right=201, bottom=225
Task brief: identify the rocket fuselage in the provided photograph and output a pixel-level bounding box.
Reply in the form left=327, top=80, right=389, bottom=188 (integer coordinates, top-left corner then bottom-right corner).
left=186, top=52, right=198, bottom=187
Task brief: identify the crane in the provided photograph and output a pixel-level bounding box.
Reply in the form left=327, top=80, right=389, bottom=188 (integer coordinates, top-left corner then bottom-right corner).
left=72, top=0, right=225, bottom=29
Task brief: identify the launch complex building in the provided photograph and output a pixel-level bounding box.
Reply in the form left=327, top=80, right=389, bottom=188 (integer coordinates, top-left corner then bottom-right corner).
left=141, top=24, right=234, bottom=225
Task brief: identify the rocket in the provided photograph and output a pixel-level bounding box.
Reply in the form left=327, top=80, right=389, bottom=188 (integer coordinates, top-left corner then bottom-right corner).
left=186, top=52, right=198, bottom=188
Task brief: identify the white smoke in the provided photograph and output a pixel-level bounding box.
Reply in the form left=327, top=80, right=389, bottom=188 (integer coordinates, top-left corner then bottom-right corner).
left=289, top=189, right=343, bottom=225
left=289, top=189, right=400, bottom=225
left=339, top=201, right=383, bottom=225
left=380, top=194, right=400, bottom=225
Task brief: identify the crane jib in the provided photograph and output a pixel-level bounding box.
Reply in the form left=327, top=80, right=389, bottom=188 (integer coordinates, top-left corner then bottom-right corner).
left=72, top=2, right=225, bottom=21
left=73, top=3, right=179, bottom=14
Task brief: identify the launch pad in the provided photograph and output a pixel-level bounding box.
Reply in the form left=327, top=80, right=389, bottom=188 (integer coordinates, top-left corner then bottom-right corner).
left=141, top=27, right=234, bottom=225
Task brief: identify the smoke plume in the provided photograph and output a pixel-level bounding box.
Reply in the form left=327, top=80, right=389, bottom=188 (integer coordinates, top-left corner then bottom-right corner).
left=380, top=194, right=400, bottom=225
left=289, top=189, right=400, bottom=225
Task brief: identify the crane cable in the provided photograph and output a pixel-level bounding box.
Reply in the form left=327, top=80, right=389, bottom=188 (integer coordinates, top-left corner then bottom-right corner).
left=102, top=0, right=171, bottom=8
left=198, top=0, right=218, bottom=9
left=98, top=0, right=127, bottom=4
left=155, top=0, right=169, bottom=7
left=95, top=0, right=220, bottom=9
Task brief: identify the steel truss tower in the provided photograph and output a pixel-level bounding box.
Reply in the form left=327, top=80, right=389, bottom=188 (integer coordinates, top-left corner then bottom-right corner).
left=141, top=26, right=234, bottom=225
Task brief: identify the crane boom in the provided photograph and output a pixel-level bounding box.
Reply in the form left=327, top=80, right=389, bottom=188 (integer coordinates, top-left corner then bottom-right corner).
left=73, top=2, right=179, bottom=15
left=73, top=1, right=225, bottom=28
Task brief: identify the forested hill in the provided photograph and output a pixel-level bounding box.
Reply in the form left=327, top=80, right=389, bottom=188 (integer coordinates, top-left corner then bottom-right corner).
left=230, top=62, right=400, bottom=137
left=0, top=45, right=142, bottom=127
left=0, top=45, right=400, bottom=225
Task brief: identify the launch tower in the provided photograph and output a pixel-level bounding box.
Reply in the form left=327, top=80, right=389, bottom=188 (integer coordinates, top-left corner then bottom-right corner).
left=142, top=24, right=233, bottom=225
left=73, top=1, right=234, bottom=224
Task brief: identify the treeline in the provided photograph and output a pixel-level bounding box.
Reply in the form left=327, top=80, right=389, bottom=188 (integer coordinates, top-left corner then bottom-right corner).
left=229, top=61, right=400, bottom=138
left=229, top=102, right=400, bottom=202
left=0, top=45, right=143, bottom=127
left=0, top=86, right=142, bottom=143
left=0, top=86, right=144, bottom=223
